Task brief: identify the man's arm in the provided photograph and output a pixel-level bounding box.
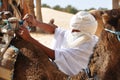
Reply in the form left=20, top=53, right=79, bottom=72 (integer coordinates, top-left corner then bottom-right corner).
left=35, top=20, right=57, bottom=34
left=28, top=36, right=55, bottom=60
left=18, top=26, right=55, bottom=60
left=23, top=14, right=58, bottom=34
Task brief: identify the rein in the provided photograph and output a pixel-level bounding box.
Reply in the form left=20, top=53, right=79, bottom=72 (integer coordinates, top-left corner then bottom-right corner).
left=105, top=28, right=120, bottom=41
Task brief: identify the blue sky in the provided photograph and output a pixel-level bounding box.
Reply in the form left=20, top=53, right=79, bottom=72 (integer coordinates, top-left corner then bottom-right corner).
left=41, top=0, right=112, bottom=10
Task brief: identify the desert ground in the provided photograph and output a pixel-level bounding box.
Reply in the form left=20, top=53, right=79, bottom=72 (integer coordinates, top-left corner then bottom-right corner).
left=31, top=8, right=74, bottom=48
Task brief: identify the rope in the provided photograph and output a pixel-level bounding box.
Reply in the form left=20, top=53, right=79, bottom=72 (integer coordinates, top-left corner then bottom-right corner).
left=0, top=20, right=13, bottom=60
left=105, top=28, right=120, bottom=41
left=67, top=76, right=71, bottom=80
left=0, top=36, right=13, bottom=61
left=0, top=0, right=2, bottom=8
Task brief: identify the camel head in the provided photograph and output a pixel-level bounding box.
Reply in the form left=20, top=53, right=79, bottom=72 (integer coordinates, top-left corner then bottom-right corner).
left=102, top=9, right=120, bottom=28
left=102, top=8, right=120, bottom=42
left=0, top=16, right=22, bottom=54
left=88, top=8, right=120, bottom=80
left=89, top=10, right=104, bottom=37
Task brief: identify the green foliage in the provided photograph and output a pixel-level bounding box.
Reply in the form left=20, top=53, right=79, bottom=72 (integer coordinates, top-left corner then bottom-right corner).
left=53, top=5, right=63, bottom=11
left=98, top=7, right=108, bottom=10
left=64, top=5, right=78, bottom=14
left=52, top=5, right=78, bottom=14
left=42, top=4, right=51, bottom=8
left=41, top=4, right=108, bottom=14
left=84, top=8, right=96, bottom=11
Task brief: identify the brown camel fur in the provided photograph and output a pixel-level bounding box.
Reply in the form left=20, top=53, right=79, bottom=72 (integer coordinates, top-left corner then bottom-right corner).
left=11, top=37, right=67, bottom=80
left=88, top=8, right=120, bottom=80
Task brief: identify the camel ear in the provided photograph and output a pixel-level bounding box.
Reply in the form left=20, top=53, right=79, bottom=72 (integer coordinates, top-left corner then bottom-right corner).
left=102, top=13, right=109, bottom=24
left=89, top=10, right=104, bottom=20
left=100, top=11, right=104, bottom=16
left=90, top=12, right=97, bottom=20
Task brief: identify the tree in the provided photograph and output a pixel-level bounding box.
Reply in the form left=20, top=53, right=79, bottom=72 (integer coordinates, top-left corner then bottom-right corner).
left=112, top=0, right=119, bottom=9
left=36, top=0, right=42, bottom=22
left=53, top=5, right=62, bottom=11
left=42, top=4, right=51, bottom=8
left=35, top=0, right=43, bottom=32
left=0, top=0, right=9, bottom=11
left=64, top=5, right=78, bottom=14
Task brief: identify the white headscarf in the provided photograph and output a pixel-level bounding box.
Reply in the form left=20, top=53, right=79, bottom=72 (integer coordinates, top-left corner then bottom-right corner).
left=62, top=11, right=98, bottom=48
left=70, top=11, right=97, bottom=34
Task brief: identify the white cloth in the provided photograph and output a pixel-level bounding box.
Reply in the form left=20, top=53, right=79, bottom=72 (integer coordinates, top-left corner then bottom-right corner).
left=70, top=11, right=97, bottom=35
left=52, top=28, right=98, bottom=76
left=62, top=30, right=92, bottom=48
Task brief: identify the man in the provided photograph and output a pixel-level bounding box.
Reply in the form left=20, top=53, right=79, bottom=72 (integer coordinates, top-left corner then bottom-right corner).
left=18, top=11, right=98, bottom=76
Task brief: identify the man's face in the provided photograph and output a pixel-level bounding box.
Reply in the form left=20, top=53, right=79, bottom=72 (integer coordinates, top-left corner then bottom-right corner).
left=67, top=29, right=82, bottom=41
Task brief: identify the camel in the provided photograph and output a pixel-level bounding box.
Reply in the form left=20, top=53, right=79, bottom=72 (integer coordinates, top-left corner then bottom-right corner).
left=0, top=8, right=120, bottom=80
left=88, top=8, right=120, bottom=80
left=13, top=9, right=120, bottom=80
left=0, top=0, right=36, bottom=33
left=11, top=37, right=67, bottom=80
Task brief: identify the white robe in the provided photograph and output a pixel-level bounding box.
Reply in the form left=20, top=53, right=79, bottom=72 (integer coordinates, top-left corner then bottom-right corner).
left=52, top=28, right=98, bottom=76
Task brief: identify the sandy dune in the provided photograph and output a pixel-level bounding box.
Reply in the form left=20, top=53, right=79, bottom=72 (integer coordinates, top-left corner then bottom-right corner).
left=41, top=8, right=73, bottom=29
left=32, top=8, right=74, bottom=48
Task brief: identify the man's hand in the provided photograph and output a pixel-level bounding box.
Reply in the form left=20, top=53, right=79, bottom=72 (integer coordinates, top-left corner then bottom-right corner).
left=48, top=18, right=58, bottom=28
left=23, top=14, right=37, bottom=27
left=17, top=26, right=32, bottom=41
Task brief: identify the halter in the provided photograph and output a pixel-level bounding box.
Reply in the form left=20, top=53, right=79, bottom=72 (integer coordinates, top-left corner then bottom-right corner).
left=104, top=28, right=120, bottom=41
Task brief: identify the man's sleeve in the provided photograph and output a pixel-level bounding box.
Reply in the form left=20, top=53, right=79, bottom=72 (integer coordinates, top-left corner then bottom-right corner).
left=54, top=47, right=91, bottom=75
